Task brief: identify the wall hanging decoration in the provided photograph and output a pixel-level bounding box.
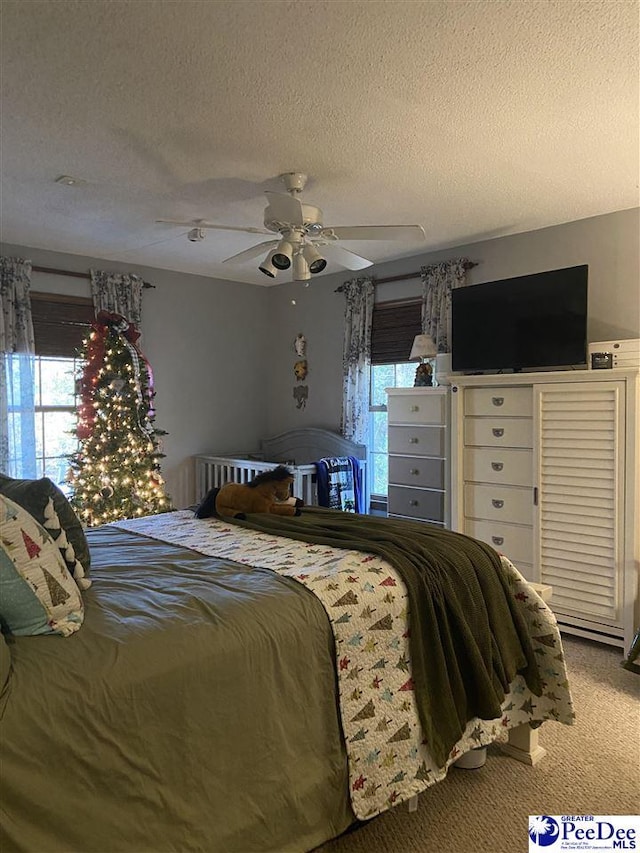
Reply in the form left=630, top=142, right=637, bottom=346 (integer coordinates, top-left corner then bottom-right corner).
left=294, top=333, right=307, bottom=357
left=293, top=386, right=308, bottom=409
left=292, top=332, right=309, bottom=407
left=293, top=359, right=308, bottom=381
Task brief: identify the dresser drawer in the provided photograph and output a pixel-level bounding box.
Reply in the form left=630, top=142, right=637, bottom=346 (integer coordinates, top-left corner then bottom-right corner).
left=464, top=386, right=532, bottom=417
left=464, top=418, right=533, bottom=449
left=388, top=393, right=445, bottom=425
left=463, top=447, right=533, bottom=486
left=464, top=483, right=533, bottom=525
left=388, top=486, right=444, bottom=522
left=389, top=456, right=445, bottom=489
left=388, top=425, right=445, bottom=456
left=464, top=519, right=534, bottom=565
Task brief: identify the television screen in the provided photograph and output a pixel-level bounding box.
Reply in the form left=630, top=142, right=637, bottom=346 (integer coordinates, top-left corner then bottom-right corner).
left=451, top=265, right=588, bottom=373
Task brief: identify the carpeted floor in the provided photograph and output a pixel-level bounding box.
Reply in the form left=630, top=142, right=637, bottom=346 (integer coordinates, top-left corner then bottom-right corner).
left=318, top=635, right=640, bottom=853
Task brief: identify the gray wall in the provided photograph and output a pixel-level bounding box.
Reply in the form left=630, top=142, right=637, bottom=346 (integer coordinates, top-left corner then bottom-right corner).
left=0, top=243, right=270, bottom=507
left=3, top=206, right=639, bottom=505
left=265, top=207, right=640, bottom=433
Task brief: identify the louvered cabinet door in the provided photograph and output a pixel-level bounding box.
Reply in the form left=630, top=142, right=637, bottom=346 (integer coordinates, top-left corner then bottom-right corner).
left=535, top=381, right=626, bottom=641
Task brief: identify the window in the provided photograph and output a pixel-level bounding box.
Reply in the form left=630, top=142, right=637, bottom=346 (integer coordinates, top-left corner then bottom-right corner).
left=32, top=355, right=82, bottom=488
left=4, top=292, right=94, bottom=489
left=369, top=362, right=416, bottom=498
left=368, top=297, right=422, bottom=500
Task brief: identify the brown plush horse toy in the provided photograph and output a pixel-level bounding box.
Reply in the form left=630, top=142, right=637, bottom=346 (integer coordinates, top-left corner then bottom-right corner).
left=195, top=466, right=303, bottom=520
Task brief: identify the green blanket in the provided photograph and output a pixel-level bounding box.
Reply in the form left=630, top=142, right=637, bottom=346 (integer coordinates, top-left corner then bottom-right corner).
left=230, top=506, right=543, bottom=768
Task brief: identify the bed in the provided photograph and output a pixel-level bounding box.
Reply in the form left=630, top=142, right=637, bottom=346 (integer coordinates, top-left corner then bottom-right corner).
left=0, top=468, right=575, bottom=853
left=195, top=427, right=367, bottom=508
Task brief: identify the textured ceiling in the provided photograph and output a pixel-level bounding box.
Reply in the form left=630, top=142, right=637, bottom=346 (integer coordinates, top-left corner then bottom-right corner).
left=1, top=0, right=638, bottom=286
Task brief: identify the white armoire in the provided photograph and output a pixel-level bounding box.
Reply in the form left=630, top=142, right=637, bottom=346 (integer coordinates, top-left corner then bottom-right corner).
left=450, top=369, right=639, bottom=650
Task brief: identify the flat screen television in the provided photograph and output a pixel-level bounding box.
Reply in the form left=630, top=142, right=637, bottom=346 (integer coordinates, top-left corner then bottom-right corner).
left=450, top=265, right=588, bottom=373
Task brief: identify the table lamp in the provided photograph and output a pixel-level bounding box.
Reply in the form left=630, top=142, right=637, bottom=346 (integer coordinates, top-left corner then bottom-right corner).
left=409, top=334, right=437, bottom=386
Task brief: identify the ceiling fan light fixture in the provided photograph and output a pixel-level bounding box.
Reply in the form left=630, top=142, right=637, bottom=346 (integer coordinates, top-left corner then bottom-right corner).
left=303, top=244, right=327, bottom=274
left=259, top=250, right=280, bottom=278
left=272, top=239, right=294, bottom=270
left=292, top=253, right=311, bottom=281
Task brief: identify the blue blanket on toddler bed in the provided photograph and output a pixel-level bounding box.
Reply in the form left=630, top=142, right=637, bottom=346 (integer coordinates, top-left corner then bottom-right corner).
left=315, top=456, right=364, bottom=513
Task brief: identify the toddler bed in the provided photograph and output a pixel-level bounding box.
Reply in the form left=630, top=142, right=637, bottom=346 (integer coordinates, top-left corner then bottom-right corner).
left=0, top=481, right=575, bottom=853
left=195, top=426, right=367, bottom=508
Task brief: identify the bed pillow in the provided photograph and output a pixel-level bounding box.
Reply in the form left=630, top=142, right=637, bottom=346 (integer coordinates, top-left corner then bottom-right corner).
left=0, top=494, right=84, bottom=637
left=0, top=474, right=91, bottom=589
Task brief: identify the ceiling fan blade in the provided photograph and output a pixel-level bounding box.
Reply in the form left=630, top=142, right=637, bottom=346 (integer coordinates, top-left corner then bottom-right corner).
left=322, top=225, right=426, bottom=241
left=156, top=219, right=271, bottom=235
left=318, top=243, right=373, bottom=271
left=264, top=192, right=304, bottom=227
left=222, top=240, right=278, bottom=264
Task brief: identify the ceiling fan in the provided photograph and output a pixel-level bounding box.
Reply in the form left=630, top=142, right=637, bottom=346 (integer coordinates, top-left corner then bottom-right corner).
left=157, top=172, right=425, bottom=281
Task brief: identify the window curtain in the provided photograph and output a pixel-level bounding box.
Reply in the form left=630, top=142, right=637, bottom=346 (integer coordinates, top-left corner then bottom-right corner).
left=0, top=257, right=36, bottom=477
left=420, top=258, right=469, bottom=353
left=90, top=269, right=143, bottom=327
left=340, top=276, right=375, bottom=445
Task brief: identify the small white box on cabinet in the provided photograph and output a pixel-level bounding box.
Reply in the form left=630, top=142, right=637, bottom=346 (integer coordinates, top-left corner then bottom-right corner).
left=588, top=339, right=640, bottom=369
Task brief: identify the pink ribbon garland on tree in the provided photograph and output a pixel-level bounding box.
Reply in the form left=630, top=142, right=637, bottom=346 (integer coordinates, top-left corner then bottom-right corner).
left=78, top=312, right=156, bottom=440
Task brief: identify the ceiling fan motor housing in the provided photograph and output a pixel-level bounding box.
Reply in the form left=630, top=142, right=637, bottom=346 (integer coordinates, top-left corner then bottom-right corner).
left=263, top=203, right=323, bottom=234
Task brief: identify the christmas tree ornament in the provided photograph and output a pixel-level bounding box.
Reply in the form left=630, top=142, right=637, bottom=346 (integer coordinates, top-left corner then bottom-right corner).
left=70, top=311, right=172, bottom=526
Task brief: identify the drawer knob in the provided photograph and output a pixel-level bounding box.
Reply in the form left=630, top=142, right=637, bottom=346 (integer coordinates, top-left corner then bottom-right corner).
left=492, top=397, right=504, bottom=407
left=409, top=437, right=419, bottom=444
left=492, top=428, right=504, bottom=438
left=410, top=405, right=419, bottom=412
left=492, top=499, right=505, bottom=509
left=409, top=499, right=419, bottom=507
left=491, top=536, right=504, bottom=546
left=410, top=468, right=420, bottom=475
left=491, top=462, right=504, bottom=471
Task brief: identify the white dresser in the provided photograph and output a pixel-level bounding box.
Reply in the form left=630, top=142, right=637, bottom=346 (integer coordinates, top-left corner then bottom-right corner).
left=386, top=387, right=449, bottom=527
left=450, top=369, right=639, bottom=650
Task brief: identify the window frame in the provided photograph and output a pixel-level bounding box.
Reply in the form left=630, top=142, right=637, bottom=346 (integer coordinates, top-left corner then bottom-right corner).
left=30, top=354, right=83, bottom=488
left=368, top=361, right=417, bottom=504
left=28, top=292, right=94, bottom=488
left=366, top=296, right=424, bottom=506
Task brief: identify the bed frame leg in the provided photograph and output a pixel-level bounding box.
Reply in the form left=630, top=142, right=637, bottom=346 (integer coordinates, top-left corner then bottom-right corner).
left=407, top=795, right=418, bottom=812
left=501, top=723, right=547, bottom=765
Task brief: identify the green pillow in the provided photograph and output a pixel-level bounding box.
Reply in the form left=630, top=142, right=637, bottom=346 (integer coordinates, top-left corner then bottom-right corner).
left=0, top=475, right=91, bottom=589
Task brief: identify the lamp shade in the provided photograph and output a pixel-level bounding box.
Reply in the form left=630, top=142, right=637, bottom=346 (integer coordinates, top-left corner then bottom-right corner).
left=409, top=334, right=437, bottom=361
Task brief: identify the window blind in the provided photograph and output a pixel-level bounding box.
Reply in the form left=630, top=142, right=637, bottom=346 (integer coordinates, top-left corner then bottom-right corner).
left=370, top=298, right=422, bottom=365
left=30, top=292, right=95, bottom=358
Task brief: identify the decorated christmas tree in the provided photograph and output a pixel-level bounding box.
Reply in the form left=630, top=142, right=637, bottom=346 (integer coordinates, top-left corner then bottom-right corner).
left=69, top=311, right=171, bottom=526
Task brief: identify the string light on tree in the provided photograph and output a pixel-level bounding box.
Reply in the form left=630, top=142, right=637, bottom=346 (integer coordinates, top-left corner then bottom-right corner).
left=69, top=311, right=172, bottom=526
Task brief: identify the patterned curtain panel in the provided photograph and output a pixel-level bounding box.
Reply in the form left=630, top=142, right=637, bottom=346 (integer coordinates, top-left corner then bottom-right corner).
left=340, top=276, right=374, bottom=445
left=0, top=257, right=36, bottom=477
left=90, top=269, right=144, bottom=327
left=420, top=258, right=469, bottom=353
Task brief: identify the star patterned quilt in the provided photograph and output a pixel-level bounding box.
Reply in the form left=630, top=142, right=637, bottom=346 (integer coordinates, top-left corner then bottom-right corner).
left=115, top=510, right=575, bottom=821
